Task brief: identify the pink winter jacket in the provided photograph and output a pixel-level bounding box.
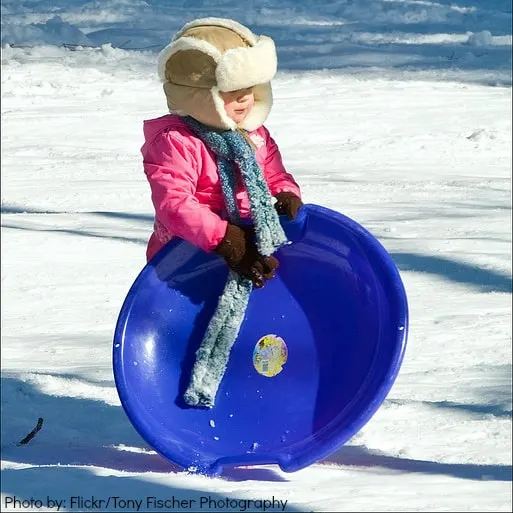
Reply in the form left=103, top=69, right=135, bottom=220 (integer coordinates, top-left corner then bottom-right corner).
left=142, top=114, right=301, bottom=261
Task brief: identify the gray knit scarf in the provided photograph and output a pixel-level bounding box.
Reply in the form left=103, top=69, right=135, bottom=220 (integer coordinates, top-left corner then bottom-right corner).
left=182, top=116, right=288, bottom=408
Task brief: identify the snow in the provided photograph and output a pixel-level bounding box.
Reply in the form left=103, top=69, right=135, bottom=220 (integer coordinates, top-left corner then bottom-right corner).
left=1, top=0, right=512, bottom=511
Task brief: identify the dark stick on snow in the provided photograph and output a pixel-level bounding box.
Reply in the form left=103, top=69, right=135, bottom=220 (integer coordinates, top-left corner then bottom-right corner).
left=18, top=418, right=44, bottom=446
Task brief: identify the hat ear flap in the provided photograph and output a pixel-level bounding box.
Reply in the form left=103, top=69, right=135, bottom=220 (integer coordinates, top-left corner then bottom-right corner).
left=163, top=49, right=217, bottom=88
left=163, top=82, right=237, bottom=130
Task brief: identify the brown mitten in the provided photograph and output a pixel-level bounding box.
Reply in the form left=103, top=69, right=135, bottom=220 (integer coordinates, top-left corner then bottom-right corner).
left=274, top=192, right=303, bottom=220
left=214, top=224, right=279, bottom=288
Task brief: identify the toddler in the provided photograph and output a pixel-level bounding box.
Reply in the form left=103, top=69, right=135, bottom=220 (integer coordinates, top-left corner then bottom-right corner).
left=142, top=17, right=302, bottom=288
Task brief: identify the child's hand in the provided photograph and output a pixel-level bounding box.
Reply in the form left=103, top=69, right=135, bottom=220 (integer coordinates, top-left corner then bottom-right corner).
left=274, top=192, right=303, bottom=220
left=214, top=224, right=279, bottom=288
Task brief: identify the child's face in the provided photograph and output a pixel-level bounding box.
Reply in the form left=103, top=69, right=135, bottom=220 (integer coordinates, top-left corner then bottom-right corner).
left=220, top=87, right=254, bottom=125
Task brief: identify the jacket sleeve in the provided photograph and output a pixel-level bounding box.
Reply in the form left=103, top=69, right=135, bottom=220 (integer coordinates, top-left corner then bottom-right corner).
left=143, top=131, right=228, bottom=252
left=262, top=127, right=302, bottom=198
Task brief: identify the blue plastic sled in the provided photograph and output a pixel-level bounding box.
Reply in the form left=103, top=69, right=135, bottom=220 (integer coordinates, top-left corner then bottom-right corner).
left=113, top=204, right=408, bottom=475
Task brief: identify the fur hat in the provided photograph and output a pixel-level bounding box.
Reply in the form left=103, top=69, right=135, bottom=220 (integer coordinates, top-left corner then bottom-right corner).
left=157, top=18, right=278, bottom=131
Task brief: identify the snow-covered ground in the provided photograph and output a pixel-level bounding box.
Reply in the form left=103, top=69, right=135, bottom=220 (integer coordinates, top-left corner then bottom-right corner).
left=1, top=1, right=512, bottom=511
